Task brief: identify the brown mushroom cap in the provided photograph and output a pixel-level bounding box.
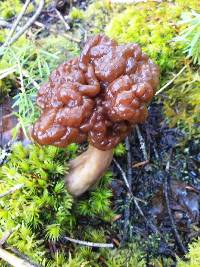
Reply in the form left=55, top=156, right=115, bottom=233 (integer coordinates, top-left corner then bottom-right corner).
left=31, top=35, right=159, bottom=150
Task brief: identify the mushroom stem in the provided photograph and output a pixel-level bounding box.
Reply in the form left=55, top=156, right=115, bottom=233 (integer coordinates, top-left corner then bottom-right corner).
left=65, top=145, right=113, bottom=197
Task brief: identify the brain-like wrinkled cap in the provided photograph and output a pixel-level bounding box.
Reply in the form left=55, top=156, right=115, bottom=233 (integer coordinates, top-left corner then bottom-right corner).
left=32, top=35, right=159, bottom=150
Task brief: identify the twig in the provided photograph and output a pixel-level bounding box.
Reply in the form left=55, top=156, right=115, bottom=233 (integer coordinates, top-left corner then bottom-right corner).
left=55, top=6, right=81, bottom=43
left=132, top=160, right=149, bottom=168
left=113, top=158, right=147, bottom=204
left=118, top=138, right=160, bottom=236
left=63, top=236, right=114, bottom=248
left=22, top=69, right=40, bottom=90
left=0, top=246, right=35, bottom=267
left=4, top=0, right=31, bottom=46
left=0, top=20, right=13, bottom=28
left=48, top=27, right=80, bottom=43
left=33, top=21, right=46, bottom=30
left=0, top=184, right=24, bottom=199
left=0, top=66, right=39, bottom=89
left=155, top=65, right=187, bottom=95
left=4, top=245, right=41, bottom=267
left=121, top=137, right=134, bottom=241
left=0, top=0, right=45, bottom=53
left=164, top=172, right=187, bottom=254
left=55, top=8, right=70, bottom=31
left=113, top=158, right=131, bottom=192
left=63, top=32, right=80, bottom=43
left=54, top=9, right=80, bottom=43
left=0, top=65, right=17, bottom=80
left=0, top=229, right=15, bottom=246
left=125, top=137, right=132, bottom=187
left=136, top=125, right=148, bottom=161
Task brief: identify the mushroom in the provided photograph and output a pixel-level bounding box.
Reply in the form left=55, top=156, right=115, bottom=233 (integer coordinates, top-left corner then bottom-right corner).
left=31, top=35, right=159, bottom=197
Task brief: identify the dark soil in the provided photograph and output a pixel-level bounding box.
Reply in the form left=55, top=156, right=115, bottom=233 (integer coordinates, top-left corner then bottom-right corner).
left=110, top=102, right=200, bottom=263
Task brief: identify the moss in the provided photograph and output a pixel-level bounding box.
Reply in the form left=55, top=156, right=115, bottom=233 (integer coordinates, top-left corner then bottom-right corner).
left=84, top=0, right=114, bottom=34
left=0, top=142, right=115, bottom=266
left=70, top=242, right=146, bottom=267
left=177, top=238, right=200, bottom=267
left=175, top=11, right=200, bottom=65
left=114, top=143, right=126, bottom=157
left=0, top=78, right=13, bottom=101
left=105, top=1, right=200, bottom=72
left=103, top=1, right=200, bottom=139
left=69, top=7, right=85, bottom=20
left=0, top=29, right=8, bottom=44
left=0, top=33, right=80, bottom=133
left=0, top=141, right=145, bottom=266
left=0, top=0, right=34, bottom=19
left=0, top=38, right=16, bottom=101
left=163, top=65, right=200, bottom=138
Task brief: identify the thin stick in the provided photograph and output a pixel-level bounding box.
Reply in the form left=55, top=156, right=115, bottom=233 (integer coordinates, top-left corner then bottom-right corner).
left=121, top=137, right=133, bottom=241
left=136, top=125, right=148, bottom=161
left=55, top=8, right=70, bottom=31
left=63, top=32, right=80, bottom=43
left=4, top=0, right=31, bottom=46
left=0, top=247, right=34, bottom=267
left=132, top=160, right=149, bottom=168
left=0, top=66, right=39, bottom=89
left=0, top=66, right=17, bottom=80
left=63, top=236, right=114, bottom=248
left=0, top=20, right=13, bottom=28
left=125, top=137, right=132, bottom=187
left=0, top=184, right=24, bottom=199
left=49, top=27, right=80, bottom=43
left=164, top=172, right=187, bottom=254
left=113, top=158, right=147, bottom=204
left=113, top=158, right=131, bottom=192
left=22, top=69, right=40, bottom=90
left=54, top=9, right=80, bottom=43
left=0, top=229, right=15, bottom=246
left=155, top=65, right=187, bottom=95
left=5, top=246, right=42, bottom=267
left=116, top=138, right=159, bottom=235
left=0, top=0, right=45, bottom=52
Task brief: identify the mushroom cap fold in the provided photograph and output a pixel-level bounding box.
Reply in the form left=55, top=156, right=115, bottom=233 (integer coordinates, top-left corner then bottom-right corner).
left=32, top=35, right=160, bottom=150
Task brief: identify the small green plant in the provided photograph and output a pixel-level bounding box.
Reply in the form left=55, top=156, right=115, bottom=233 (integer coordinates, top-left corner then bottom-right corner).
left=0, top=77, right=13, bottom=101
left=105, top=1, right=200, bottom=72
left=0, top=0, right=34, bottom=19
left=0, top=142, right=115, bottom=266
left=84, top=0, right=113, bottom=34
left=114, top=143, right=126, bottom=157
left=175, top=11, right=200, bottom=65
left=69, top=7, right=85, bottom=20
left=0, top=34, right=80, bottom=136
left=163, top=65, right=200, bottom=138
left=104, top=243, right=146, bottom=267
left=177, top=238, right=200, bottom=267
left=69, top=242, right=146, bottom=267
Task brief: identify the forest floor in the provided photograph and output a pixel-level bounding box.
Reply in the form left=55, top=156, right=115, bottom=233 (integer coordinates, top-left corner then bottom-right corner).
left=0, top=1, right=200, bottom=267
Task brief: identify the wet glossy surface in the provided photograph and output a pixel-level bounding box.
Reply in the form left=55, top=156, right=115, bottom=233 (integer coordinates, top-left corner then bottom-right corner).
left=32, top=35, right=159, bottom=150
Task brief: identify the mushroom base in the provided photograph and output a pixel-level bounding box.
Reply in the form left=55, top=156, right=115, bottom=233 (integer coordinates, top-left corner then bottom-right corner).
left=65, top=145, right=113, bottom=197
